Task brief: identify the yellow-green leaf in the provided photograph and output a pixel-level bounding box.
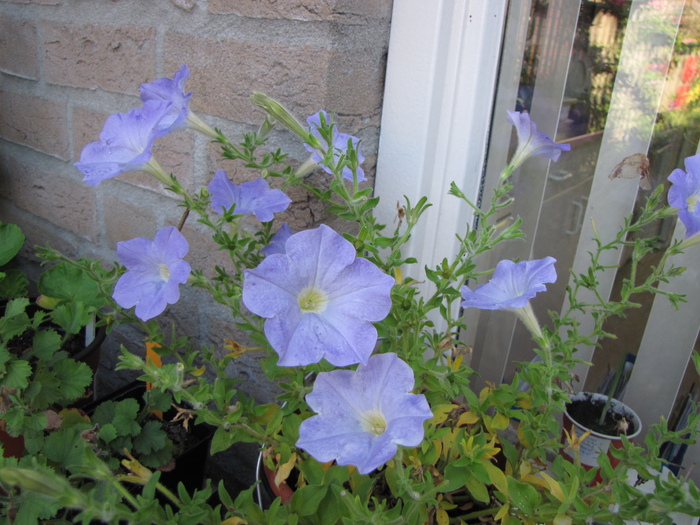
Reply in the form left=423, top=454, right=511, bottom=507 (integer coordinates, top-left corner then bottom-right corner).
left=539, top=471, right=566, bottom=503
left=429, top=404, right=457, bottom=425
left=457, top=411, right=480, bottom=426
left=274, top=452, right=296, bottom=487
left=553, top=514, right=572, bottom=525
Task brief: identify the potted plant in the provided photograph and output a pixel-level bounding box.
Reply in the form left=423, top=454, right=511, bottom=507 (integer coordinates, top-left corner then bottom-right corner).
left=0, top=222, right=108, bottom=458
left=1, top=66, right=699, bottom=524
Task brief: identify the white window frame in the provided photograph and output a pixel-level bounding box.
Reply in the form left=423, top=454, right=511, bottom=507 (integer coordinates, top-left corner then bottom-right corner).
left=374, top=0, right=508, bottom=314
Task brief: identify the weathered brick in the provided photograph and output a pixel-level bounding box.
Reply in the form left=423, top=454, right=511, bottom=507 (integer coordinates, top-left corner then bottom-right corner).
left=0, top=16, right=39, bottom=79
left=72, top=105, right=195, bottom=195
left=208, top=0, right=334, bottom=20
left=180, top=222, right=231, bottom=278
left=0, top=90, right=69, bottom=159
left=164, top=33, right=330, bottom=124
left=326, top=49, right=385, bottom=116
left=42, top=22, right=155, bottom=95
left=102, top=194, right=158, bottom=249
left=208, top=0, right=392, bottom=22
left=333, top=0, right=393, bottom=21
left=6, top=156, right=98, bottom=241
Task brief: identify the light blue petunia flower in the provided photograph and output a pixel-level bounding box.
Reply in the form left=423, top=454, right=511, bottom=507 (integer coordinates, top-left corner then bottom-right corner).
left=506, top=110, right=571, bottom=171
left=208, top=170, right=291, bottom=222
left=296, top=352, right=433, bottom=475
left=460, top=257, right=557, bottom=311
left=242, top=224, right=394, bottom=367
left=112, top=226, right=191, bottom=322
left=140, top=64, right=217, bottom=138
left=668, top=153, right=700, bottom=238
left=261, top=223, right=294, bottom=256
left=461, top=257, right=557, bottom=339
left=75, top=100, right=173, bottom=186
left=303, top=110, right=366, bottom=182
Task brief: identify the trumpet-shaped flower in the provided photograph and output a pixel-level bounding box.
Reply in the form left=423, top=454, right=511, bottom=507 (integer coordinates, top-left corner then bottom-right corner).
left=140, top=64, right=217, bottom=138
left=208, top=170, right=291, bottom=222
left=668, top=153, right=700, bottom=238
left=296, top=352, right=432, bottom=475
left=303, top=111, right=366, bottom=182
left=242, top=225, right=394, bottom=367
left=461, top=257, right=556, bottom=339
left=75, top=100, right=172, bottom=186
left=113, top=226, right=191, bottom=322
left=261, top=223, right=294, bottom=256
left=507, top=111, right=570, bottom=171
left=461, top=257, right=557, bottom=311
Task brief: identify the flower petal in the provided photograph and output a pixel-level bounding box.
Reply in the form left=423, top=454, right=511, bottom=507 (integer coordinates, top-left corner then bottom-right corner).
left=112, top=226, right=191, bottom=321
left=461, top=256, right=557, bottom=310
left=297, top=353, right=432, bottom=474
left=243, top=225, right=394, bottom=366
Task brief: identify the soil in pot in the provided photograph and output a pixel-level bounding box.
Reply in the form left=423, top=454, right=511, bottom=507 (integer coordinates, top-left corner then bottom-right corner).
left=566, top=396, right=639, bottom=437
left=562, top=392, right=642, bottom=483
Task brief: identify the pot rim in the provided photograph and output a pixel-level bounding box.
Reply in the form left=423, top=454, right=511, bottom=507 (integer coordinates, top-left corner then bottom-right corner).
left=564, top=391, right=642, bottom=440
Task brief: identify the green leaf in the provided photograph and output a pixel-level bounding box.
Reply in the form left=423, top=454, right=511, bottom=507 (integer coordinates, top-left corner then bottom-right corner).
left=138, top=439, right=174, bottom=469
left=32, top=329, right=62, bottom=360
left=443, top=461, right=470, bottom=492
left=93, top=399, right=141, bottom=437
left=112, top=399, right=142, bottom=436
left=464, top=474, right=491, bottom=504
left=0, top=359, right=32, bottom=389
left=291, top=483, right=328, bottom=516
left=0, top=269, right=29, bottom=299
left=99, top=423, right=118, bottom=444
left=506, top=476, right=541, bottom=514
left=37, top=262, right=102, bottom=308
left=42, top=426, right=89, bottom=468
left=0, top=223, right=24, bottom=266
left=210, top=427, right=236, bottom=455
left=144, top=388, right=173, bottom=413
left=133, top=420, right=168, bottom=455
left=0, top=298, right=30, bottom=341
left=53, top=359, right=92, bottom=401
left=49, top=302, right=91, bottom=335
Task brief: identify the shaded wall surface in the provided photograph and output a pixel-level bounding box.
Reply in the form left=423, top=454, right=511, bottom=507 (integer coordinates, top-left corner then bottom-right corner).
left=0, top=0, right=393, bottom=399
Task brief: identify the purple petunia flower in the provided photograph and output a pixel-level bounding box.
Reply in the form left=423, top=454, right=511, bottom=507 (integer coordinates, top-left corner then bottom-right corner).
left=112, top=226, right=191, bottom=322
left=208, top=170, right=291, bottom=222
left=303, top=111, right=366, bottom=182
left=242, top=224, right=394, bottom=367
left=507, top=111, right=570, bottom=170
left=75, top=100, right=173, bottom=186
left=668, top=153, right=700, bottom=238
left=261, top=223, right=294, bottom=256
left=460, top=257, right=557, bottom=311
left=296, top=352, right=432, bottom=475
left=140, top=64, right=217, bottom=138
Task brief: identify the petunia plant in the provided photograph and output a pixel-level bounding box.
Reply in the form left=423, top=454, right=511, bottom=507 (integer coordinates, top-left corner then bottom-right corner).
left=3, top=66, right=700, bottom=525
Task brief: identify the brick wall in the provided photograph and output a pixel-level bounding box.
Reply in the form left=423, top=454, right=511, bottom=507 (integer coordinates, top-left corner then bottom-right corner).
left=0, top=0, right=393, bottom=399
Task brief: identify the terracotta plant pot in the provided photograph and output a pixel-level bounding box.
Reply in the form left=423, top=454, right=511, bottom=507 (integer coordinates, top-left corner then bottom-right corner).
left=562, top=392, right=642, bottom=482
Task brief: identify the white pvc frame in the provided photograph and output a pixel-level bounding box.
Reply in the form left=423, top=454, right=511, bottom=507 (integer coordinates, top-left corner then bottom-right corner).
left=374, top=0, right=508, bottom=325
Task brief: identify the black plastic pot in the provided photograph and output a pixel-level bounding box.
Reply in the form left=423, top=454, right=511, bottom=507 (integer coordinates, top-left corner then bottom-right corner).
left=83, top=381, right=215, bottom=496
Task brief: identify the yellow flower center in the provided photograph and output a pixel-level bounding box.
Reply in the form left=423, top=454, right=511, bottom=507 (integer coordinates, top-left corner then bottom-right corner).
left=158, top=263, right=170, bottom=282
left=297, top=287, right=328, bottom=313
left=688, top=194, right=698, bottom=212
left=359, top=409, right=387, bottom=436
